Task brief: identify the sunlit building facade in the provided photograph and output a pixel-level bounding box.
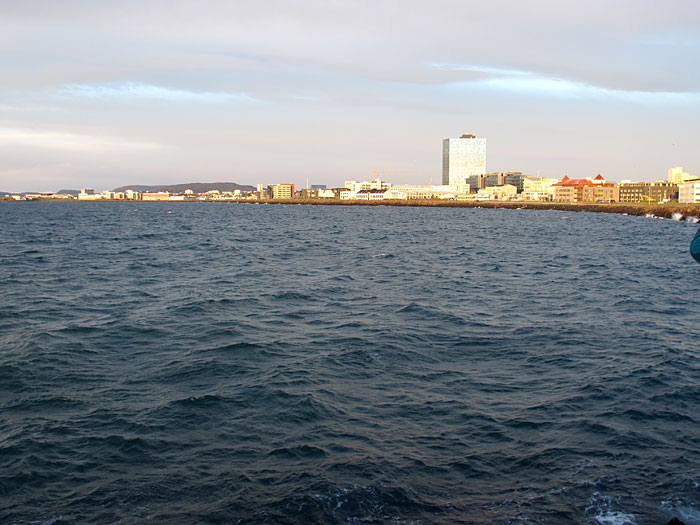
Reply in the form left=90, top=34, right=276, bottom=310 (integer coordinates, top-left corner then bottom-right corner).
left=270, top=184, right=295, bottom=199
left=668, top=166, right=697, bottom=185
left=442, top=134, right=487, bottom=186
left=679, top=182, right=700, bottom=203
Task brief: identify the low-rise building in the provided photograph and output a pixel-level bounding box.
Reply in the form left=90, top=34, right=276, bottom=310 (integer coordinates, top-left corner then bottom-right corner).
left=300, top=188, right=337, bottom=199
left=142, top=192, right=171, bottom=201
left=679, top=182, right=700, bottom=204
left=390, top=184, right=464, bottom=199
left=77, top=188, right=103, bottom=200
left=475, top=184, right=518, bottom=200
left=551, top=175, right=618, bottom=203
left=337, top=188, right=353, bottom=200
left=618, top=182, right=678, bottom=203
left=521, top=176, right=559, bottom=201
left=355, top=189, right=390, bottom=201
left=344, top=179, right=391, bottom=193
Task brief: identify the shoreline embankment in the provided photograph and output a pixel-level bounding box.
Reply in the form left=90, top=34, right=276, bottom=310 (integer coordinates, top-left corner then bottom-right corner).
left=241, top=199, right=700, bottom=219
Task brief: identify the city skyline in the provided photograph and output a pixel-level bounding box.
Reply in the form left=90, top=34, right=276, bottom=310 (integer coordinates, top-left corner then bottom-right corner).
left=1, top=1, right=700, bottom=192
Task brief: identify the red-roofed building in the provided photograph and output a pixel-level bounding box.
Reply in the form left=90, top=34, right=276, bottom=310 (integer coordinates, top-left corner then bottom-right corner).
left=551, top=175, right=619, bottom=203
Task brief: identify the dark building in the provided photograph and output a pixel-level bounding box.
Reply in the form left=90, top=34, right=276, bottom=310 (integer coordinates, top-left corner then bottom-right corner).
left=484, top=173, right=504, bottom=188
left=618, top=182, right=678, bottom=203
left=482, top=172, right=524, bottom=191
left=503, top=173, right=525, bottom=192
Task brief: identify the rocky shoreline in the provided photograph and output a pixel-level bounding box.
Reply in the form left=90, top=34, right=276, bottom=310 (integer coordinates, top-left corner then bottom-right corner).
left=247, top=198, right=700, bottom=220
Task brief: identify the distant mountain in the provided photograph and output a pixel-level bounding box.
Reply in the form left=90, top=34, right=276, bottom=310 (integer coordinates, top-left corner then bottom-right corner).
left=112, top=182, right=256, bottom=193
left=56, top=189, right=80, bottom=196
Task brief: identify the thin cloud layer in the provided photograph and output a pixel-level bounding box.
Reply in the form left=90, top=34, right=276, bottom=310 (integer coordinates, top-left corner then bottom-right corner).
left=60, top=82, right=254, bottom=103
left=1, top=0, right=699, bottom=190
left=0, top=127, right=164, bottom=152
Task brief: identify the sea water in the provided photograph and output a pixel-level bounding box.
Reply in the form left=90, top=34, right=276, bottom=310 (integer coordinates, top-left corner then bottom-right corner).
left=1, top=201, right=699, bottom=524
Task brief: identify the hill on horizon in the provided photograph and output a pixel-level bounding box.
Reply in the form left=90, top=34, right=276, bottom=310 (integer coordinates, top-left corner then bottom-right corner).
left=112, top=182, right=256, bottom=194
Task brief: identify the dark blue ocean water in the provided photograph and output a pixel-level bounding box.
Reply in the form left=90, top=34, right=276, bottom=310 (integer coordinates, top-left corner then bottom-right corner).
left=2, top=202, right=700, bottom=524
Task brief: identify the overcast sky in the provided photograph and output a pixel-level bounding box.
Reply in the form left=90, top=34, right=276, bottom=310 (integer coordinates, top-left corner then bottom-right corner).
left=1, top=0, right=699, bottom=191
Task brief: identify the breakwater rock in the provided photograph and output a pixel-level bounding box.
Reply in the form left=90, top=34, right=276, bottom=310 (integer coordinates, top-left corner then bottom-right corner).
left=246, top=198, right=700, bottom=219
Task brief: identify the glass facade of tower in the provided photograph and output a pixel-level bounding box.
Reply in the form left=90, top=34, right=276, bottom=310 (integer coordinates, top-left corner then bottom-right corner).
left=442, top=136, right=487, bottom=185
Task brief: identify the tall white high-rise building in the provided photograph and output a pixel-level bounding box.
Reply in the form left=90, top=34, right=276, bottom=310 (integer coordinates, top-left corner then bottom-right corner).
left=442, top=134, right=487, bottom=185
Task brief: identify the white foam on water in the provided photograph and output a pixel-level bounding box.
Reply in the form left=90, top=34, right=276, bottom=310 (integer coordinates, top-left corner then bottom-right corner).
left=587, top=493, right=638, bottom=525
left=593, top=510, right=638, bottom=524
left=661, top=500, right=700, bottom=525
left=686, top=215, right=700, bottom=223
left=673, top=213, right=684, bottom=221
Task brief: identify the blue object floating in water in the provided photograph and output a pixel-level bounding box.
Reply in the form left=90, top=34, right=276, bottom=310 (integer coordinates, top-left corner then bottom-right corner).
left=691, top=228, right=700, bottom=263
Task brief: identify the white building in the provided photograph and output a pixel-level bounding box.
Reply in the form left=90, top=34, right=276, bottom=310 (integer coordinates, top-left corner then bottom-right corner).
left=344, top=179, right=391, bottom=193
left=442, top=134, right=487, bottom=186
left=679, top=182, right=700, bottom=203
left=521, top=176, right=559, bottom=201
left=317, top=189, right=336, bottom=198
left=668, top=166, right=697, bottom=185
left=390, top=184, right=463, bottom=199
left=355, top=189, right=390, bottom=201
left=77, top=188, right=103, bottom=200
left=475, top=184, right=518, bottom=200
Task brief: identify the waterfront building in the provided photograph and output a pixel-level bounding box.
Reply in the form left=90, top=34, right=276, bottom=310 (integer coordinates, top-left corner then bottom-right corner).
left=77, top=188, right=102, bottom=200
left=301, top=188, right=336, bottom=199
left=551, top=175, right=618, bottom=203
left=503, top=173, right=526, bottom=192
left=344, top=179, right=391, bottom=193
left=475, top=184, right=518, bottom=200
left=142, top=192, right=171, bottom=201
left=318, top=189, right=335, bottom=198
left=390, top=184, right=465, bottom=200
left=484, top=173, right=504, bottom=188
left=125, top=189, right=141, bottom=200
left=270, top=184, right=295, bottom=199
left=77, top=189, right=120, bottom=200
left=338, top=188, right=353, bottom=200
left=668, top=166, right=698, bottom=184
left=355, top=189, right=390, bottom=201
left=618, top=182, right=679, bottom=203
left=482, top=172, right=525, bottom=191
left=679, top=182, right=700, bottom=203
left=442, top=134, right=487, bottom=186
left=465, top=174, right=487, bottom=191
left=521, top=176, right=559, bottom=201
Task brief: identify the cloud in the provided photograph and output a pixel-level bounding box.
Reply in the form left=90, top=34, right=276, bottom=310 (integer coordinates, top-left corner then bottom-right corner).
left=1, top=0, right=699, bottom=189
left=432, top=63, right=700, bottom=104
left=475, top=76, right=700, bottom=104
left=60, top=82, right=254, bottom=103
left=0, top=127, right=164, bottom=152
left=433, top=63, right=532, bottom=77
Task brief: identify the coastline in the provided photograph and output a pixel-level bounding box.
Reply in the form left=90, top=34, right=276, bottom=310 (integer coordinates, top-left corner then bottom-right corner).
left=234, top=199, right=700, bottom=219
left=7, top=198, right=700, bottom=219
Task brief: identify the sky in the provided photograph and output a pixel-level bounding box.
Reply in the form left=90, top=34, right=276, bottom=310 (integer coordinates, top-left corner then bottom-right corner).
left=1, top=0, right=699, bottom=191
